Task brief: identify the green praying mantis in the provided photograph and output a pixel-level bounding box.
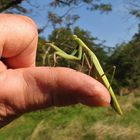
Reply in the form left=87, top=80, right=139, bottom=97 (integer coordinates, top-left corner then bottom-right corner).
left=46, top=35, right=123, bottom=115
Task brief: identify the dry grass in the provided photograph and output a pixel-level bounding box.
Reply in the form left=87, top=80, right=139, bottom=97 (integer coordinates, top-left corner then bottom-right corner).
left=29, top=120, right=45, bottom=140
left=49, top=119, right=83, bottom=140
left=26, top=117, right=85, bottom=140
left=118, top=93, right=140, bottom=113
left=91, top=121, right=140, bottom=140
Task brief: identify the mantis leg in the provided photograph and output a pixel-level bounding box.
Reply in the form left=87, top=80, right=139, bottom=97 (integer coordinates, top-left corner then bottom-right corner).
left=108, top=66, right=116, bottom=89
left=53, top=53, right=57, bottom=66
left=42, top=46, right=51, bottom=66
left=81, top=53, right=93, bottom=75
left=47, top=54, right=53, bottom=66
left=70, top=45, right=79, bottom=56
left=46, top=43, right=83, bottom=61
left=52, top=49, right=79, bottom=66
left=100, top=66, right=116, bottom=90
left=81, top=53, right=101, bottom=80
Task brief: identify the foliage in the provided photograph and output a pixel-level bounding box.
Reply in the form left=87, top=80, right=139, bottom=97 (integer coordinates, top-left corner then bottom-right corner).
left=127, top=0, right=140, bottom=19
left=0, top=0, right=112, bottom=32
left=108, top=26, right=140, bottom=91
left=0, top=0, right=25, bottom=13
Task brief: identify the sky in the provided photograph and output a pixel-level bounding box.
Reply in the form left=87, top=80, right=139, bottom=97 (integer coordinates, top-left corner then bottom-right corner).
left=22, top=0, right=139, bottom=47
left=75, top=0, right=139, bottom=47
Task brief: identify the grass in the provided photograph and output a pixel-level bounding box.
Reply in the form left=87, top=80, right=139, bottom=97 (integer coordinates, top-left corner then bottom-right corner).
left=1, top=90, right=140, bottom=140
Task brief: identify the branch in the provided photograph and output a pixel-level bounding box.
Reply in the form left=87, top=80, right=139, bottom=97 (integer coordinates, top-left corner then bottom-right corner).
left=56, top=0, right=71, bottom=6
left=0, top=0, right=24, bottom=12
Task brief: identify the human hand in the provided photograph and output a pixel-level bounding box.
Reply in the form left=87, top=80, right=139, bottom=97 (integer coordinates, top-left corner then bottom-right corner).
left=0, top=14, right=110, bottom=128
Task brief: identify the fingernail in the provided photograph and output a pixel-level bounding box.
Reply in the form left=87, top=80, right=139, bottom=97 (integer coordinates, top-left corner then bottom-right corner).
left=93, top=95, right=110, bottom=106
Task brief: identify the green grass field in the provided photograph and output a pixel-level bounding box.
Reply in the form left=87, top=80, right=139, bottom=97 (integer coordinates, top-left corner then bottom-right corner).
left=1, top=90, right=140, bottom=140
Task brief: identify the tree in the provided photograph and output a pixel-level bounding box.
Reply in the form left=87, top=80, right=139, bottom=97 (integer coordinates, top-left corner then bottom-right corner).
left=108, top=26, right=140, bottom=92
left=0, top=0, right=24, bottom=13
left=0, top=0, right=112, bottom=32
left=127, top=0, right=140, bottom=19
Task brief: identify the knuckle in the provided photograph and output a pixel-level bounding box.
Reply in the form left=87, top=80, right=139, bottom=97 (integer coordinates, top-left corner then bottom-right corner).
left=19, top=15, right=38, bottom=37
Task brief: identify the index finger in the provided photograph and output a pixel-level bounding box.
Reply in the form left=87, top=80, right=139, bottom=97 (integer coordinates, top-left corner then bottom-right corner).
left=0, top=14, right=38, bottom=69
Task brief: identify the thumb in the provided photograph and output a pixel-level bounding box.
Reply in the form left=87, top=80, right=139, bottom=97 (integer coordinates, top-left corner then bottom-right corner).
left=0, top=67, right=110, bottom=127
left=20, top=67, right=111, bottom=109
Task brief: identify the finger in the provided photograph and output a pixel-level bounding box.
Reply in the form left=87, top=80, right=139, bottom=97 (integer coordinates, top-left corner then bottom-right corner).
left=0, top=14, right=38, bottom=68
left=2, top=67, right=110, bottom=111
left=0, top=67, right=110, bottom=127
left=25, top=67, right=110, bottom=107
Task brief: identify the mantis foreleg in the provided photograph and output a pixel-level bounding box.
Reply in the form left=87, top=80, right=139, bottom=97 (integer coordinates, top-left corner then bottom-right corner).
left=46, top=43, right=83, bottom=61
left=81, top=53, right=93, bottom=75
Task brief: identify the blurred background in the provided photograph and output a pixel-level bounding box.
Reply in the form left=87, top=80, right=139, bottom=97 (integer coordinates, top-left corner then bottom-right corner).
left=1, top=0, right=140, bottom=139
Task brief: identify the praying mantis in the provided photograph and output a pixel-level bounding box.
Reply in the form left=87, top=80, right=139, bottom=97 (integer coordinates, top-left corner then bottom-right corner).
left=46, top=35, right=123, bottom=115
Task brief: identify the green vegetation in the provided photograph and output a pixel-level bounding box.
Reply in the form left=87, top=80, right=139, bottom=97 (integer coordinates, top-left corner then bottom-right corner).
left=108, top=25, right=140, bottom=92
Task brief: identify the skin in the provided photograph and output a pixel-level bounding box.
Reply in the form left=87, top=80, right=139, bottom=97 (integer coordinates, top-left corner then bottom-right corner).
left=0, top=14, right=111, bottom=128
